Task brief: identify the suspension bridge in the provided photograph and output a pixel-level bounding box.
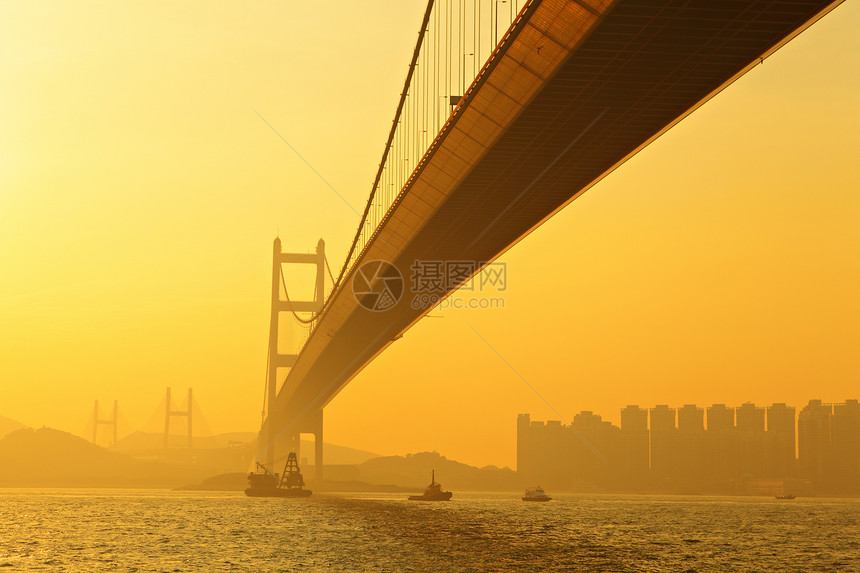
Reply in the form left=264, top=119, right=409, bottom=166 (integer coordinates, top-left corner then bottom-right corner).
left=258, top=0, right=845, bottom=475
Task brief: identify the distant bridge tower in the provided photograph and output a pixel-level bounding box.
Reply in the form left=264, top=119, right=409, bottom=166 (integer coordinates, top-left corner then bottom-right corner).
left=163, top=387, right=193, bottom=450
left=92, top=399, right=118, bottom=446
left=264, top=237, right=326, bottom=480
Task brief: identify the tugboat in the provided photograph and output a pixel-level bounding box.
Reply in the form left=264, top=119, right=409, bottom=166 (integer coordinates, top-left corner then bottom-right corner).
left=245, top=452, right=312, bottom=498
left=522, top=486, right=552, bottom=502
left=408, top=470, right=452, bottom=501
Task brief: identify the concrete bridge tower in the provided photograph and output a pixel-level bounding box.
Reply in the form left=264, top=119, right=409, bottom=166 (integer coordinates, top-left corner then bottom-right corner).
left=263, top=237, right=326, bottom=480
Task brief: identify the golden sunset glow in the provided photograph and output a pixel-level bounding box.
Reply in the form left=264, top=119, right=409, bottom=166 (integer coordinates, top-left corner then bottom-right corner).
left=2, top=0, right=858, bottom=473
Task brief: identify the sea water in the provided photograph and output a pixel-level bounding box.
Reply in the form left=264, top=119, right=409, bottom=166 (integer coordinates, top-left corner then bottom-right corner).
left=1, top=489, right=858, bottom=572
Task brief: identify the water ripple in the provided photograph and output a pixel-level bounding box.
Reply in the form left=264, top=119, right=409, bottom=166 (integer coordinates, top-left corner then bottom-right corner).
left=0, top=490, right=858, bottom=571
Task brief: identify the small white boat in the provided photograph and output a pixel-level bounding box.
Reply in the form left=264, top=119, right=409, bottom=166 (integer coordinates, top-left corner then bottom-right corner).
left=522, top=486, right=551, bottom=502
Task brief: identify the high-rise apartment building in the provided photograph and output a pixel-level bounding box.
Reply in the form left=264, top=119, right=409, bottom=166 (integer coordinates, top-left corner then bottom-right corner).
left=649, top=405, right=677, bottom=480
left=706, top=404, right=740, bottom=483
left=619, top=405, right=649, bottom=484
left=798, top=399, right=832, bottom=484
left=677, top=404, right=706, bottom=485
left=832, top=399, right=860, bottom=488
left=736, top=403, right=765, bottom=477
left=765, top=403, right=796, bottom=478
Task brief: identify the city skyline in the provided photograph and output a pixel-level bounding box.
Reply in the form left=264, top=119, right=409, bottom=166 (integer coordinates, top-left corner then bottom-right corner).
left=519, top=398, right=860, bottom=494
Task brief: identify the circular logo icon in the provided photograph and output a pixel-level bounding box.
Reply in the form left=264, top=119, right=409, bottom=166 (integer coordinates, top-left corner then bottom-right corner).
left=352, top=260, right=404, bottom=312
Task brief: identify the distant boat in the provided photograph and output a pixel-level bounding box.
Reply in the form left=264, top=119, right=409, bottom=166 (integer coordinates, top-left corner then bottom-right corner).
left=408, top=470, right=452, bottom=501
left=522, top=486, right=552, bottom=502
left=244, top=452, right=312, bottom=498
left=770, top=485, right=796, bottom=500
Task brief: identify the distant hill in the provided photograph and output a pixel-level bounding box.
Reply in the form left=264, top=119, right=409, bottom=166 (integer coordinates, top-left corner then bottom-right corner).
left=114, top=431, right=379, bottom=465
left=176, top=472, right=248, bottom=491
left=177, top=451, right=516, bottom=493
left=0, top=427, right=517, bottom=493
left=358, top=451, right=521, bottom=492
left=0, top=415, right=27, bottom=439
left=0, top=427, right=213, bottom=488
left=298, top=439, right=380, bottom=465
left=114, top=431, right=258, bottom=452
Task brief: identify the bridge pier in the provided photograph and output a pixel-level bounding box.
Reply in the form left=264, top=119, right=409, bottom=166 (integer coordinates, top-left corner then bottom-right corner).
left=292, top=409, right=323, bottom=481
left=315, top=412, right=323, bottom=482
left=263, top=408, right=323, bottom=481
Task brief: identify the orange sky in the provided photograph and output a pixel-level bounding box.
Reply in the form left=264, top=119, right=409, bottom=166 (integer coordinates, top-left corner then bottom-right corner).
left=1, top=1, right=858, bottom=469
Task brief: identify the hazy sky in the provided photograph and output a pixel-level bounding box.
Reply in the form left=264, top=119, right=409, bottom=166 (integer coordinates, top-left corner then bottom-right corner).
left=2, top=1, right=858, bottom=469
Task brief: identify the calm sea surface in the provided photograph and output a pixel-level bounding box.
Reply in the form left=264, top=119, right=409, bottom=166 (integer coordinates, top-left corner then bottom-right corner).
left=1, top=489, right=858, bottom=572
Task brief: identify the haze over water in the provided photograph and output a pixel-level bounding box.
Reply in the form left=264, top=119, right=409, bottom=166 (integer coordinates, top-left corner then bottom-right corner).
left=2, top=490, right=858, bottom=572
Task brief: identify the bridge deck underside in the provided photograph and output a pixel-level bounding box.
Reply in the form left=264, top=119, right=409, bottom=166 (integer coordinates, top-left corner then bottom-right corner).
left=266, top=0, right=840, bottom=438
